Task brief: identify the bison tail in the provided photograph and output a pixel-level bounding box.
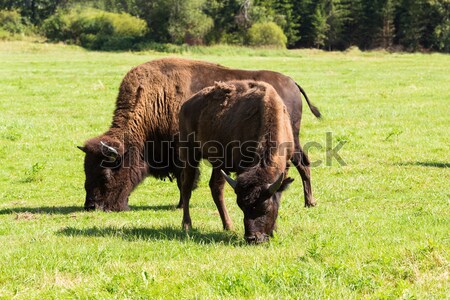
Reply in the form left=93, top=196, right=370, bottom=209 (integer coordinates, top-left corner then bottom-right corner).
left=295, top=83, right=321, bottom=118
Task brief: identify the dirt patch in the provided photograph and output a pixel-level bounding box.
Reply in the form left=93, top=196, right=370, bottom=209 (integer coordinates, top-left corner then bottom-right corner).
left=15, top=212, right=36, bottom=220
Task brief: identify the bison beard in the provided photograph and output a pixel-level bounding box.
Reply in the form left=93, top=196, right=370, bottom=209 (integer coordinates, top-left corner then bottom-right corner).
left=78, top=57, right=320, bottom=212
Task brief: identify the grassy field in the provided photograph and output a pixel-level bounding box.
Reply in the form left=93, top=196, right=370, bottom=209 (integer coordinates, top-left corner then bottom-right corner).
left=0, top=41, right=449, bottom=299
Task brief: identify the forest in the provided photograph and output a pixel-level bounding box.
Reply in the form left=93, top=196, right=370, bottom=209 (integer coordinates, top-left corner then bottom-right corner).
left=1, top=0, right=449, bottom=52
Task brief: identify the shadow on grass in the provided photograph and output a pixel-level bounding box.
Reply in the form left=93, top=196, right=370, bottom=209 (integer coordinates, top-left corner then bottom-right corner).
left=57, top=225, right=243, bottom=245
left=130, top=204, right=178, bottom=211
left=0, top=206, right=83, bottom=215
left=0, top=204, right=178, bottom=215
left=398, top=161, right=450, bottom=168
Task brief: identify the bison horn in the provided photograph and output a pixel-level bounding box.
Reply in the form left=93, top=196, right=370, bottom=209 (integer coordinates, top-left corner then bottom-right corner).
left=220, top=169, right=237, bottom=190
left=268, top=172, right=285, bottom=195
left=77, top=146, right=86, bottom=153
left=101, top=141, right=119, bottom=157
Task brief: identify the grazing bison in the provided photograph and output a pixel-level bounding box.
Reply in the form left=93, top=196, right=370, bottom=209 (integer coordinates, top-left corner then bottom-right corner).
left=179, top=80, right=295, bottom=243
left=78, top=58, right=320, bottom=211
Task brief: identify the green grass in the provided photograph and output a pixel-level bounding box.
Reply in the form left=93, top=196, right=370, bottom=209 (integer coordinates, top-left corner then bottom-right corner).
left=0, top=41, right=449, bottom=299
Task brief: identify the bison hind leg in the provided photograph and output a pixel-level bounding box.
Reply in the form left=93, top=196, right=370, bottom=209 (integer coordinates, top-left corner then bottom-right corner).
left=291, top=142, right=316, bottom=207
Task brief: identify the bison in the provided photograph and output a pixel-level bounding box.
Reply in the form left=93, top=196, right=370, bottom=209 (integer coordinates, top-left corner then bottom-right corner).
left=78, top=58, right=320, bottom=212
left=179, top=80, right=295, bottom=243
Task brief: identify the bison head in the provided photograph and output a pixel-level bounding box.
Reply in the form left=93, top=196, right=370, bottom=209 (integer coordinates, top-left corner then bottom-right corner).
left=78, top=136, right=136, bottom=211
left=221, top=169, right=294, bottom=243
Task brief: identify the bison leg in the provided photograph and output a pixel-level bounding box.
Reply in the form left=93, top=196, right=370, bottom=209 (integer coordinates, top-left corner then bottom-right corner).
left=292, top=141, right=316, bottom=207
left=209, top=168, right=233, bottom=231
left=181, top=164, right=198, bottom=231
left=176, top=169, right=200, bottom=209
left=176, top=174, right=183, bottom=209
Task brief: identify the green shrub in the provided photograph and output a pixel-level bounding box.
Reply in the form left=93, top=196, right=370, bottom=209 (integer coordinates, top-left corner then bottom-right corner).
left=0, top=10, right=25, bottom=34
left=0, top=28, right=10, bottom=40
left=247, top=22, right=287, bottom=48
left=40, top=12, right=73, bottom=41
left=41, top=8, right=148, bottom=50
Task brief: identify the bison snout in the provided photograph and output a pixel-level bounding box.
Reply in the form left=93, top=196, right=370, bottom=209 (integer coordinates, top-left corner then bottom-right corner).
left=245, top=232, right=269, bottom=244
left=84, top=197, right=96, bottom=211
left=84, top=203, right=96, bottom=211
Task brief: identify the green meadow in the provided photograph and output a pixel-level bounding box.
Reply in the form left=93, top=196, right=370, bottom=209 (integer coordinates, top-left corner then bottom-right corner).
left=0, top=41, right=449, bottom=299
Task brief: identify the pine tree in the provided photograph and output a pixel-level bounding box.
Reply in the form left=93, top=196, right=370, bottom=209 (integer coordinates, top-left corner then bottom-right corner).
left=379, top=0, right=396, bottom=49
left=274, top=0, right=300, bottom=47
left=394, top=0, right=426, bottom=51
left=312, top=2, right=329, bottom=48
left=324, top=0, right=347, bottom=50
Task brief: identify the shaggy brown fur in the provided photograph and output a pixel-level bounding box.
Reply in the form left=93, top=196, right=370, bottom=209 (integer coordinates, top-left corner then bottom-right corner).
left=79, top=58, right=319, bottom=211
left=179, top=81, right=295, bottom=243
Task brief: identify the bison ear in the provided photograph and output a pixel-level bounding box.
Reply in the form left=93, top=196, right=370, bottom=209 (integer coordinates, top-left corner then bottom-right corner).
left=77, top=146, right=87, bottom=153
left=278, top=177, right=294, bottom=192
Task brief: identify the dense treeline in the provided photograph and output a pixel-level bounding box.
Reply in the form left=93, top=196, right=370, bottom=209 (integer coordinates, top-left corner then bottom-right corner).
left=0, top=0, right=449, bottom=52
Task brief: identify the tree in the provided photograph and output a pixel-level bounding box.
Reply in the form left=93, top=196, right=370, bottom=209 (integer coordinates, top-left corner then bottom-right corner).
left=431, top=0, right=449, bottom=52
left=379, top=0, right=396, bottom=48
left=166, top=0, right=213, bottom=44
left=292, top=0, right=329, bottom=48
left=255, top=0, right=300, bottom=47
left=324, top=0, right=347, bottom=50
left=203, top=0, right=243, bottom=44
left=2, top=0, right=449, bottom=51
left=0, top=0, right=67, bottom=25
left=394, top=0, right=427, bottom=51
left=311, top=2, right=329, bottom=48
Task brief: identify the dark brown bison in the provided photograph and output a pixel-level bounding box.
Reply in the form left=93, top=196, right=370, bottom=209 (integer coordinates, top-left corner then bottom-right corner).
left=179, top=80, right=295, bottom=243
left=78, top=58, right=320, bottom=212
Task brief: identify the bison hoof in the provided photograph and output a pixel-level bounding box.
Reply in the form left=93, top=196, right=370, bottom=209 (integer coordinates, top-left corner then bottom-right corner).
left=305, top=199, right=317, bottom=207
left=84, top=204, right=96, bottom=211
left=182, top=222, right=192, bottom=232
left=224, top=223, right=234, bottom=231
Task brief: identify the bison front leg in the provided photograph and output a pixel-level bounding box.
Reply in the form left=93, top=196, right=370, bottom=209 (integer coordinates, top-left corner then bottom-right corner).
left=292, top=141, right=316, bottom=207
left=176, top=169, right=200, bottom=209
left=209, top=168, right=233, bottom=231
left=181, top=165, right=197, bottom=231
left=176, top=174, right=183, bottom=209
